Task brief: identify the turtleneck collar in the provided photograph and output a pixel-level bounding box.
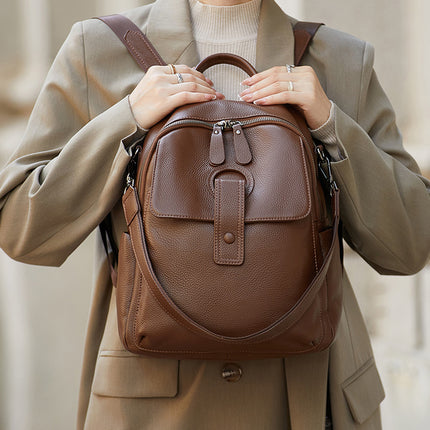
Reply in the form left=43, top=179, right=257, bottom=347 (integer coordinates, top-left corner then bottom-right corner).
left=188, top=0, right=262, bottom=42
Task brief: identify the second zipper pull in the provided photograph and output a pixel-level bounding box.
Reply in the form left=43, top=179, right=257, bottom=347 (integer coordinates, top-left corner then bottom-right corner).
left=232, top=123, right=252, bottom=165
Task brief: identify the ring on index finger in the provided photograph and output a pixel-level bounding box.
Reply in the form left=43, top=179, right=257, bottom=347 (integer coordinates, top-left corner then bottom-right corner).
left=286, top=64, right=295, bottom=73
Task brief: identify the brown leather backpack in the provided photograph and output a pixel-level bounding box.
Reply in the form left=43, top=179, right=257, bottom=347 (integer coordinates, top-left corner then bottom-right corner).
left=99, top=15, right=343, bottom=360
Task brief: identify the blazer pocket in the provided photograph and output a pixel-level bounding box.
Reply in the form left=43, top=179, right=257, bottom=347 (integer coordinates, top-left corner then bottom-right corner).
left=92, top=350, right=179, bottom=398
left=342, top=358, right=385, bottom=424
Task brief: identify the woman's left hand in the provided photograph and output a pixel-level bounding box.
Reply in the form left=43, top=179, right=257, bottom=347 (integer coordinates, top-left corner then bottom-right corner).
left=239, top=65, right=331, bottom=130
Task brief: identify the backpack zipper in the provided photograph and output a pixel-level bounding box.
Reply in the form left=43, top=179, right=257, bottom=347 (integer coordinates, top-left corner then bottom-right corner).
left=161, top=116, right=306, bottom=140
left=160, top=116, right=309, bottom=168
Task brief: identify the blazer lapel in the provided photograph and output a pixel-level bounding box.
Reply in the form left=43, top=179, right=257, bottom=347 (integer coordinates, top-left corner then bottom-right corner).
left=256, top=0, right=295, bottom=72
left=145, top=0, right=295, bottom=72
left=145, top=0, right=199, bottom=67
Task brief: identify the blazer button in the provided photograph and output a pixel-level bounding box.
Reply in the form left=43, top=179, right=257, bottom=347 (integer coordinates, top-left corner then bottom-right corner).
left=221, top=363, right=242, bottom=382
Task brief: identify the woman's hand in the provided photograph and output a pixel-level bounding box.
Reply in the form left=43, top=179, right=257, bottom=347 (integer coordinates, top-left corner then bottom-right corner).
left=239, top=65, right=331, bottom=130
left=130, top=65, right=224, bottom=129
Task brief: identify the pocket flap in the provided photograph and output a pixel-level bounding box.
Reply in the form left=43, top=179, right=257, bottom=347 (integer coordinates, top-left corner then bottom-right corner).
left=149, top=124, right=311, bottom=222
left=92, top=351, right=179, bottom=398
left=342, top=358, right=385, bottom=424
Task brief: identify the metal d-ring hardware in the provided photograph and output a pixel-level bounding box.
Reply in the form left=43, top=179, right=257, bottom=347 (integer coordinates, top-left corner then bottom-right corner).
left=124, top=145, right=141, bottom=191
left=316, top=146, right=338, bottom=196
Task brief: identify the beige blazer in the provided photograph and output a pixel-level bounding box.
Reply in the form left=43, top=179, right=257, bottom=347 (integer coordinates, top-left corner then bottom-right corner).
left=0, top=0, right=429, bottom=429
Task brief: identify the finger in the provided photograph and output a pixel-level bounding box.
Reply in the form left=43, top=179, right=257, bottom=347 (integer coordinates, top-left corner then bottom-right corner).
left=173, top=81, right=218, bottom=95
left=240, top=75, right=277, bottom=96
left=241, top=64, right=316, bottom=88
left=240, top=80, right=306, bottom=103
left=147, top=64, right=173, bottom=75
left=290, top=65, right=314, bottom=75
left=168, top=72, right=215, bottom=90
left=240, top=66, right=288, bottom=87
left=252, top=90, right=304, bottom=107
left=240, top=76, right=300, bottom=99
left=241, top=69, right=315, bottom=95
left=240, top=71, right=307, bottom=96
left=174, top=65, right=215, bottom=87
left=169, top=91, right=218, bottom=108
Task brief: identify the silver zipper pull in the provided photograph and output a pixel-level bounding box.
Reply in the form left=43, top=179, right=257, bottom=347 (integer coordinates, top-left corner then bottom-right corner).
left=209, top=124, right=225, bottom=165
left=232, top=123, right=252, bottom=165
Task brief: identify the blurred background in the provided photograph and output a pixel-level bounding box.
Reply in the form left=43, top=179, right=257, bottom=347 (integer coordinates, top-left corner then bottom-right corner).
left=0, top=0, right=429, bottom=429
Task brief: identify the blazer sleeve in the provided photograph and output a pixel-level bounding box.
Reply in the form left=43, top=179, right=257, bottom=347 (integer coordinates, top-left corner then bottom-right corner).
left=0, top=22, right=144, bottom=266
left=330, top=42, right=430, bottom=275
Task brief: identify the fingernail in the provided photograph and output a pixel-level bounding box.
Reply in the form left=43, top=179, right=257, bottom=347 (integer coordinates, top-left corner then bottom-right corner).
left=237, top=94, right=244, bottom=101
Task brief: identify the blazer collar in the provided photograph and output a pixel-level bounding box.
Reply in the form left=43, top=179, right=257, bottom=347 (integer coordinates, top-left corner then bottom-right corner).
left=146, top=0, right=295, bottom=72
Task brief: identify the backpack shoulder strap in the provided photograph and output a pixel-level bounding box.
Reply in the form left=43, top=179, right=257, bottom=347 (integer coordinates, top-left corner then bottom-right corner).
left=98, top=15, right=323, bottom=70
left=293, top=21, right=324, bottom=65
left=96, top=14, right=166, bottom=285
left=97, top=14, right=166, bottom=72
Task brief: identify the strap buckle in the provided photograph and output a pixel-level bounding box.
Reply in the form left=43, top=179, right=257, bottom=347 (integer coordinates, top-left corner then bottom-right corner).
left=125, top=145, right=141, bottom=192
left=316, top=146, right=338, bottom=196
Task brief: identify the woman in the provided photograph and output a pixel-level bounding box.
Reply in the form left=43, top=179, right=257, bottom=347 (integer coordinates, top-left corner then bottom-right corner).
left=0, top=0, right=429, bottom=429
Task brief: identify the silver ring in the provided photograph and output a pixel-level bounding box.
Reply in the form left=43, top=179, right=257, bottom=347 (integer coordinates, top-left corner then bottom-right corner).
left=176, top=72, right=184, bottom=84
left=288, top=81, right=294, bottom=92
left=286, top=64, right=295, bottom=73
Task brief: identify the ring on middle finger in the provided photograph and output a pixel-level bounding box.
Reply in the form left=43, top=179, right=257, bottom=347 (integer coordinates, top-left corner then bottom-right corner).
left=176, top=72, right=184, bottom=84
left=288, top=81, right=294, bottom=92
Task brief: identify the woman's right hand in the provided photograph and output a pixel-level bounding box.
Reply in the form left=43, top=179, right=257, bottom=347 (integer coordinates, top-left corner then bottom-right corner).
left=129, top=64, right=224, bottom=129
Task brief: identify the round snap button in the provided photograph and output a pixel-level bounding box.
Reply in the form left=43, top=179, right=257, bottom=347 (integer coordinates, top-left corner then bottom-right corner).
left=221, top=363, right=242, bottom=382
left=223, top=232, right=235, bottom=244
